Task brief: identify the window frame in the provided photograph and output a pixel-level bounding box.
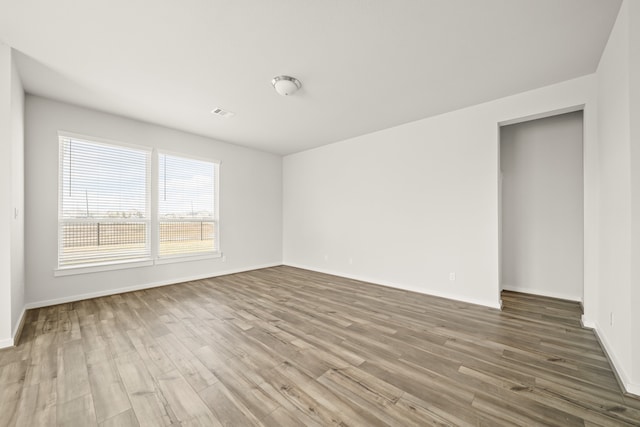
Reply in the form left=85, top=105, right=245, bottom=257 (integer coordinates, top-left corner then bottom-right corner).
left=55, top=132, right=221, bottom=277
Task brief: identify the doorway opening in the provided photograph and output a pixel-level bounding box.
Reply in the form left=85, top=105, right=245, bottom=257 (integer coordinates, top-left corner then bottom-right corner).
left=499, top=110, right=584, bottom=305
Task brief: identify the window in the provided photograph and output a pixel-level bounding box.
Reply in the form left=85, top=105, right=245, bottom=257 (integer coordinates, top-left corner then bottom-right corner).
left=58, top=135, right=151, bottom=267
left=58, top=134, right=219, bottom=271
left=158, top=153, right=218, bottom=257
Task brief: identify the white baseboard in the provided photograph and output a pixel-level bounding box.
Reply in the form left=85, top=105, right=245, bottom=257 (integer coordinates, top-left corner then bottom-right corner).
left=627, top=383, right=640, bottom=396
left=0, top=307, right=28, bottom=349
left=590, top=321, right=640, bottom=397
left=12, top=307, right=26, bottom=342
left=501, top=285, right=582, bottom=302
left=581, top=315, right=596, bottom=329
left=25, top=263, right=281, bottom=309
left=284, top=263, right=501, bottom=309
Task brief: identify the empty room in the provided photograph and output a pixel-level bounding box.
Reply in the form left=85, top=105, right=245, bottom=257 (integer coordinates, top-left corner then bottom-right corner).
left=1, top=0, right=639, bottom=425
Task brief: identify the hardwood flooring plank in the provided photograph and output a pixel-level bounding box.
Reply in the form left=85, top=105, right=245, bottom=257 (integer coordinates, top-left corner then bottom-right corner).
left=114, top=353, right=179, bottom=426
left=56, top=394, right=97, bottom=427
left=0, top=379, right=23, bottom=427
left=56, top=340, right=90, bottom=404
left=99, top=408, right=140, bottom=427
left=126, top=328, right=176, bottom=378
left=211, top=362, right=281, bottom=420
left=154, top=334, right=218, bottom=392
left=269, top=360, right=386, bottom=426
left=393, top=393, right=468, bottom=426
left=86, top=357, right=132, bottom=422
left=13, top=379, right=57, bottom=427
left=199, top=381, right=265, bottom=426
left=316, top=367, right=411, bottom=426
left=155, top=369, right=222, bottom=426
left=261, top=406, right=304, bottom=427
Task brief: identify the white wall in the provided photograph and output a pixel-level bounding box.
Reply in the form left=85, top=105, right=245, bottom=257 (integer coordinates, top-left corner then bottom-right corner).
left=595, top=0, right=640, bottom=394
left=0, top=43, right=13, bottom=345
left=0, top=44, right=25, bottom=348
left=284, top=75, right=597, bottom=310
left=25, top=96, right=282, bottom=306
left=629, top=0, right=640, bottom=390
left=500, top=112, right=584, bottom=301
left=10, top=51, right=24, bottom=340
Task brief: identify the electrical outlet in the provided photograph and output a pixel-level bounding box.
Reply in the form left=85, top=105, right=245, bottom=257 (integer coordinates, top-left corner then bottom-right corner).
left=222, top=255, right=227, bottom=263
left=610, top=312, right=614, bottom=326
left=449, top=272, right=456, bottom=281
left=348, top=258, right=353, bottom=265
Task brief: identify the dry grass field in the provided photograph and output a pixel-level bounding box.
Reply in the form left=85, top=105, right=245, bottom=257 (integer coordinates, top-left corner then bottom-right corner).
left=60, top=221, right=215, bottom=265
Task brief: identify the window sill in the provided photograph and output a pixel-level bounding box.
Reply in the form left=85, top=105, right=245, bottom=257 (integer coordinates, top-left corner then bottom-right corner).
left=54, top=259, right=154, bottom=277
left=154, top=252, right=222, bottom=265
left=53, top=252, right=223, bottom=276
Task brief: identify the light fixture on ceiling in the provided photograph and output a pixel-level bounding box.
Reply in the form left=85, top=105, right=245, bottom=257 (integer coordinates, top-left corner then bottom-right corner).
left=271, top=75, right=302, bottom=96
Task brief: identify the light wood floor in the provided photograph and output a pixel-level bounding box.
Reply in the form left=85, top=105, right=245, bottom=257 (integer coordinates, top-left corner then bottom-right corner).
left=1, top=266, right=639, bottom=426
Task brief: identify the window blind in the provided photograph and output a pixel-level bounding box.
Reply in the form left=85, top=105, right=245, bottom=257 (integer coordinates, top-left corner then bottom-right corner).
left=58, top=135, right=151, bottom=267
left=158, top=153, right=218, bottom=257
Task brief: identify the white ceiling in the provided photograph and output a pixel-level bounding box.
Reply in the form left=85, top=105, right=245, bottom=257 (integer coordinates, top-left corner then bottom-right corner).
left=0, top=0, right=621, bottom=155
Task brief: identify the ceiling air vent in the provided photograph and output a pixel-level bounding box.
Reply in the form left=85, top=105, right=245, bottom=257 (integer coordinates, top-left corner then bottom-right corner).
left=210, top=107, right=235, bottom=118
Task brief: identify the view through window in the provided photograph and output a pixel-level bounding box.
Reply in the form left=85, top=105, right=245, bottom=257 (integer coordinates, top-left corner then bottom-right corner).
left=158, top=153, right=217, bottom=257
left=59, top=136, right=150, bottom=267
